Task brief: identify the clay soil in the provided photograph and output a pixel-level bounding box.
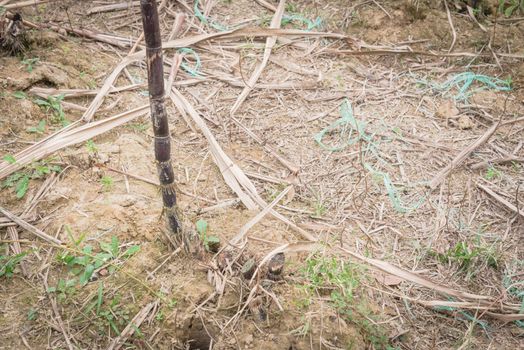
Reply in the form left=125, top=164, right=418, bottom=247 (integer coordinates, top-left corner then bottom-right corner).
left=1, top=1, right=523, bottom=349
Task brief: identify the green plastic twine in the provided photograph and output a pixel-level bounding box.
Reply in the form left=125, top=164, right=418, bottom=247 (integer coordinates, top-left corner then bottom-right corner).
left=194, top=0, right=322, bottom=32
left=282, top=14, right=322, bottom=30
left=314, top=99, right=425, bottom=213
left=364, top=163, right=425, bottom=214
left=503, top=261, right=524, bottom=328
left=314, top=99, right=366, bottom=152
left=420, top=72, right=511, bottom=101
left=434, top=304, right=490, bottom=333
left=193, top=0, right=230, bottom=31
left=177, top=48, right=202, bottom=76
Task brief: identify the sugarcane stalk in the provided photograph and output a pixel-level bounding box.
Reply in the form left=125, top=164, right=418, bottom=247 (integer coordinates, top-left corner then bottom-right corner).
left=139, top=0, right=182, bottom=239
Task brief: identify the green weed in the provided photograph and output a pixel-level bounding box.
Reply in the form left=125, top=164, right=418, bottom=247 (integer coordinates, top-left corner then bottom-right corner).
left=27, top=119, right=46, bottom=134
left=0, top=251, right=29, bottom=277
left=196, top=219, right=220, bottom=252
left=285, top=3, right=298, bottom=13
left=126, top=123, right=149, bottom=133
left=432, top=240, right=499, bottom=273
left=300, top=255, right=391, bottom=348
left=485, top=165, right=501, bottom=180
left=86, top=139, right=98, bottom=154
left=96, top=295, right=131, bottom=335
left=498, top=0, right=524, bottom=16
left=12, top=91, right=27, bottom=99
left=34, top=94, right=69, bottom=126
left=1, top=158, right=61, bottom=198
left=3, top=154, right=16, bottom=164
left=49, top=234, right=140, bottom=301
left=27, top=308, right=38, bottom=320
left=21, top=57, right=39, bottom=72
left=313, top=201, right=327, bottom=217
left=80, top=71, right=97, bottom=89
left=100, top=176, right=114, bottom=191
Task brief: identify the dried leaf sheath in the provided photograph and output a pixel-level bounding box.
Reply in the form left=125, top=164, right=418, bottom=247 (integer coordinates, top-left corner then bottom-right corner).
left=140, top=0, right=181, bottom=237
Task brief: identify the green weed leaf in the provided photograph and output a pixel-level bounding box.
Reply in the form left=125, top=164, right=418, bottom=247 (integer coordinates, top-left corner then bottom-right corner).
left=80, top=264, right=95, bottom=286
left=34, top=98, right=49, bottom=106
left=96, top=282, right=104, bottom=315
left=27, top=120, right=46, bottom=134
left=3, top=154, right=16, bottom=164
left=122, top=245, right=140, bottom=257
left=12, top=91, right=26, bottom=99
left=196, top=219, right=208, bottom=235
left=207, top=235, right=220, bottom=244
left=15, top=175, right=30, bottom=198
left=110, top=236, right=119, bottom=257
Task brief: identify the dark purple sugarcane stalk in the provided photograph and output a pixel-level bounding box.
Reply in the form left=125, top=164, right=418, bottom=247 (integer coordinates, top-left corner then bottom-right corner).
left=139, top=0, right=182, bottom=240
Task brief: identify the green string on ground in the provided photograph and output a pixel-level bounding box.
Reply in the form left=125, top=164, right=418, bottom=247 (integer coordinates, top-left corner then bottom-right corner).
left=503, top=260, right=524, bottom=328
left=193, top=0, right=230, bottom=31
left=418, top=72, right=511, bottom=101
left=194, top=0, right=322, bottom=32
left=314, top=99, right=366, bottom=151
left=364, top=163, right=425, bottom=213
left=314, top=99, right=426, bottom=213
left=434, top=304, right=490, bottom=333
left=282, top=14, right=322, bottom=30
left=177, top=47, right=202, bottom=76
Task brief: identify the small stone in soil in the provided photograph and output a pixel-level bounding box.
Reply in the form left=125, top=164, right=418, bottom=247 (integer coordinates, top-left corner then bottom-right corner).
left=241, top=258, right=256, bottom=279
left=267, top=252, right=285, bottom=276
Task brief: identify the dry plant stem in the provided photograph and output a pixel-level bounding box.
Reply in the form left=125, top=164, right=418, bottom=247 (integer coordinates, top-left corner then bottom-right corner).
left=326, top=48, right=524, bottom=59
left=229, top=0, right=286, bottom=116
left=443, top=0, right=457, bottom=53
left=140, top=0, right=182, bottom=237
left=3, top=0, right=51, bottom=9
left=87, top=1, right=141, bottom=15
left=107, top=302, right=156, bottom=350
left=477, top=182, right=524, bottom=218
left=128, top=0, right=168, bottom=54
left=470, top=156, right=524, bottom=170
left=0, top=106, right=149, bottom=180
left=429, top=119, right=501, bottom=189
left=230, top=185, right=293, bottom=246
left=9, top=14, right=132, bottom=48
left=0, top=206, right=62, bottom=245
left=254, top=0, right=277, bottom=12
left=7, top=226, right=27, bottom=275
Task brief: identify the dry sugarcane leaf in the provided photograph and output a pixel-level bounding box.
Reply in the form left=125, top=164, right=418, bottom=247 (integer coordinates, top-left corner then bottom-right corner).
left=229, top=0, right=286, bottom=116
left=87, top=1, right=140, bottom=15
left=375, top=272, right=404, bottom=287
left=29, top=84, right=143, bottom=99
left=269, top=55, right=321, bottom=77
left=0, top=106, right=148, bottom=180
left=4, top=0, right=51, bottom=10
left=229, top=185, right=293, bottom=246
left=429, top=120, right=501, bottom=189
left=169, top=88, right=259, bottom=210
left=107, top=302, right=156, bottom=350
left=0, top=27, right=347, bottom=181
left=0, top=206, right=62, bottom=245
left=477, top=182, right=524, bottom=218
left=339, top=246, right=497, bottom=303
left=169, top=89, right=316, bottom=241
